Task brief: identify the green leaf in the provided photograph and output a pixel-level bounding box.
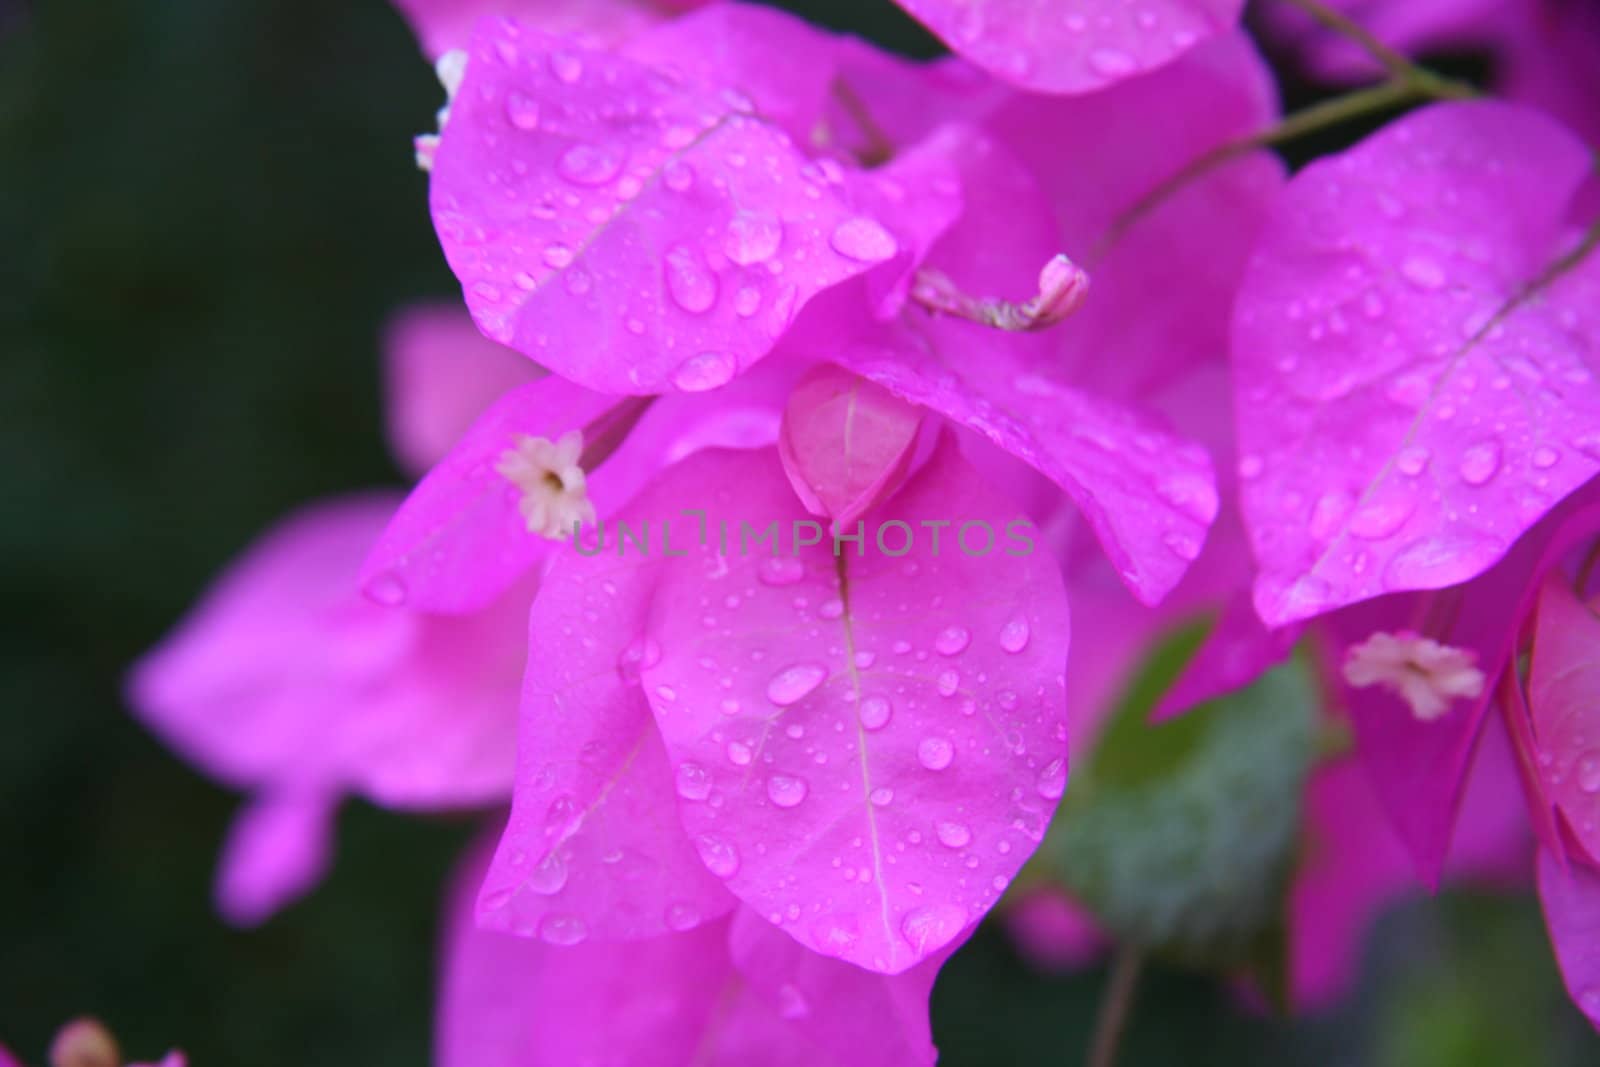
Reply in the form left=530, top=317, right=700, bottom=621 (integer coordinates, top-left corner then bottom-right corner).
left=1034, top=633, right=1320, bottom=973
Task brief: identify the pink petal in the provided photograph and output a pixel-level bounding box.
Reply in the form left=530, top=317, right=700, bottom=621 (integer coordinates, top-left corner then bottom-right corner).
left=727, top=907, right=947, bottom=1066
left=641, top=438, right=1070, bottom=974
left=392, top=0, right=668, bottom=59
left=1529, top=576, right=1600, bottom=867
left=1537, top=848, right=1600, bottom=1029
left=1233, top=101, right=1600, bottom=625
left=892, top=0, right=1242, bottom=94
left=442, top=840, right=943, bottom=1065
left=382, top=303, right=541, bottom=478
left=360, top=375, right=618, bottom=613
left=478, top=470, right=735, bottom=941
left=778, top=364, right=924, bottom=531
left=129, top=494, right=526, bottom=813
left=622, top=4, right=842, bottom=143
left=214, top=789, right=338, bottom=927
left=836, top=324, right=1219, bottom=607
left=431, top=20, right=949, bottom=394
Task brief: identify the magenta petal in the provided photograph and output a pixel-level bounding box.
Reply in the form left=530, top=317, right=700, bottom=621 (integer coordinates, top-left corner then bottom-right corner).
left=479, top=465, right=736, bottom=942
left=1003, top=889, right=1108, bottom=972
left=727, top=907, right=946, bottom=1066
left=1233, top=101, right=1600, bottom=625
left=392, top=0, right=667, bottom=59
left=361, top=375, right=618, bottom=613
left=622, top=4, right=842, bottom=142
left=431, top=20, right=940, bottom=394
left=1538, top=848, right=1600, bottom=1029
left=838, top=327, right=1218, bottom=606
left=214, top=790, right=337, bottom=927
left=892, top=0, right=1242, bottom=94
left=129, top=493, right=525, bottom=813
left=641, top=439, right=1070, bottom=974
left=1529, top=576, right=1600, bottom=867
left=382, top=303, right=541, bottom=478
left=778, top=364, right=924, bottom=530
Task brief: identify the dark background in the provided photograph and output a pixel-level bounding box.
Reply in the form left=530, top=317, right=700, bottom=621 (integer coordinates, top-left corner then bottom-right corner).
left=0, top=0, right=1593, bottom=1063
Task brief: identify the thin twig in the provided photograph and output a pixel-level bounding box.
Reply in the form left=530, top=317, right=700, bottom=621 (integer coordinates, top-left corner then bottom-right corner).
left=1086, top=946, right=1144, bottom=1067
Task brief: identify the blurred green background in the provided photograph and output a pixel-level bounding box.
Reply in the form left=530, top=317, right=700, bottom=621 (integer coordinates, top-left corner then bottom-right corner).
left=0, top=0, right=1593, bottom=1063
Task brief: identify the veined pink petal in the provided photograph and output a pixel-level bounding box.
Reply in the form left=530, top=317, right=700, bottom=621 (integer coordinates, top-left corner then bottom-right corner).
left=129, top=494, right=527, bottom=817
left=1234, top=101, right=1600, bottom=625
left=382, top=303, right=541, bottom=478
left=431, top=20, right=952, bottom=394
left=214, top=789, right=337, bottom=928
left=778, top=364, right=924, bottom=531
left=392, top=0, right=670, bottom=59
left=1537, top=848, right=1600, bottom=1029
left=1529, top=576, right=1600, bottom=867
left=641, top=438, right=1070, bottom=974
left=443, top=840, right=945, bottom=1065
left=891, top=0, right=1242, bottom=94
left=361, top=375, right=619, bottom=613
left=478, top=467, right=735, bottom=941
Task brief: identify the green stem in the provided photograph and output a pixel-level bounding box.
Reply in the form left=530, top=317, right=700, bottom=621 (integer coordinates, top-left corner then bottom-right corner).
left=1087, top=946, right=1144, bottom=1067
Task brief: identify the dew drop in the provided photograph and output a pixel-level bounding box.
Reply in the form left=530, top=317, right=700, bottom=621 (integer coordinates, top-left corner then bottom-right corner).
left=900, top=903, right=966, bottom=953
left=917, top=736, right=954, bottom=771
left=829, top=217, right=898, bottom=262
left=505, top=91, right=540, bottom=131
left=936, top=821, right=972, bottom=848
left=672, top=351, right=735, bottom=392
left=869, top=787, right=894, bottom=807
left=936, top=669, right=960, bottom=697
left=724, top=210, right=783, bottom=265
left=1578, top=752, right=1600, bottom=794
left=557, top=142, right=624, bottom=186
left=859, top=695, right=892, bottom=731
left=1087, top=47, right=1137, bottom=77
left=665, top=902, right=701, bottom=932
left=1035, top=758, right=1067, bottom=800
left=935, top=625, right=971, bottom=656
left=758, top=556, right=804, bottom=586
left=1401, top=256, right=1446, bottom=290
left=1458, top=442, right=1502, bottom=486
left=615, top=636, right=662, bottom=684
left=695, top=834, right=741, bottom=878
left=675, top=761, right=712, bottom=801
left=767, top=663, right=827, bottom=706
left=767, top=773, right=809, bottom=808
left=549, top=51, right=584, bottom=84
left=538, top=914, right=588, bottom=945
left=664, top=244, right=717, bottom=313
left=727, top=740, right=753, bottom=765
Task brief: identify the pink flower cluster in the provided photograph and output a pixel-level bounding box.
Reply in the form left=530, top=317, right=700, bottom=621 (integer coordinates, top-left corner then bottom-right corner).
left=118, top=0, right=1600, bottom=1060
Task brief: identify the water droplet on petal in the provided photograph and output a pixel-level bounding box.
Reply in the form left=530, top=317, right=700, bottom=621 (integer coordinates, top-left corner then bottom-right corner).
left=1458, top=442, right=1502, bottom=486
left=672, top=351, right=735, bottom=392
left=1036, top=758, right=1067, bottom=800
left=724, top=210, right=783, bottom=265
left=767, top=773, right=809, bottom=808
left=616, top=636, right=662, bottom=684
left=695, top=834, right=741, bottom=878
left=900, top=903, right=967, bottom=954
left=936, top=821, right=971, bottom=848
left=1401, top=256, right=1446, bottom=290
left=727, top=740, right=753, bottom=765
left=998, top=615, right=1030, bottom=653
left=558, top=142, right=624, bottom=186
left=1578, top=752, right=1600, bottom=794
left=917, top=736, right=954, bottom=771
left=366, top=571, right=407, bottom=606
left=549, top=51, right=584, bottom=84
left=665, top=902, right=701, bottom=932
left=538, top=913, right=588, bottom=945
left=664, top=244, right=717, bottom=313
left=767, top=663, right=827, bottom=706
left=505, top=91, right=540, bottom=131
left=1087, top=47, right=1137, bottom=78
left=675, top=762, right=712, bottom=801
left=758, top=556, right=804, bottom=586
left=935, top=625, right=971, bottom=656
left=859, top=696, right=892, bottom=731
left=829, top=217, right=897, bottom=262
left=525, top=850, right=569, bottom=895
left=869, top=786, right=894, bottom=807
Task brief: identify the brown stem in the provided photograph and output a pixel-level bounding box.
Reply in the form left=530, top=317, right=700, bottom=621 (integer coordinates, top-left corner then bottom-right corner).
left=1087, top=946, right=1144, bottom=1067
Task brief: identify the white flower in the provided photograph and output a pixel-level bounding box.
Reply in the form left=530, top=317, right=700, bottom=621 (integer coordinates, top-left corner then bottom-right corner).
left=495, top=430, right=596, bottom=539
left=1342, top=630, right=1486, bottom=721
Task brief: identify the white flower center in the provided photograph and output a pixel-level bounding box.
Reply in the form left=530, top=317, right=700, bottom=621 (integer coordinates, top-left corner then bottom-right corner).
left=495, top=430, right=596, bottom=539
left=1342, top=630, right=1486, bottom=721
